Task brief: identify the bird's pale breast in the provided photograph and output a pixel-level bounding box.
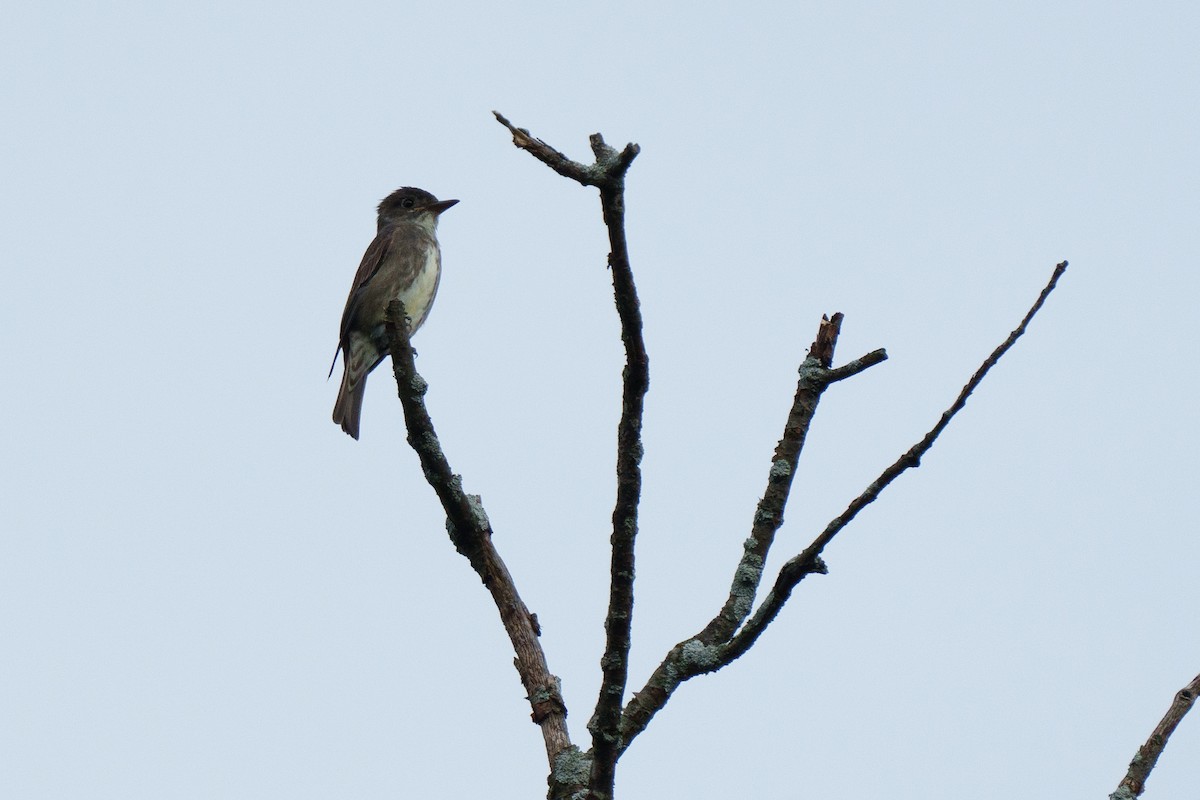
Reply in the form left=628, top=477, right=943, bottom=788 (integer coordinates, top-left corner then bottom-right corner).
left=399, top=240, right=441, bottom=331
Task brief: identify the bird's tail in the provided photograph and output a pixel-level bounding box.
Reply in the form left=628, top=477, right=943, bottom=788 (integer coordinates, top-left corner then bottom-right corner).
left=332, top=368, right=367, bottom=440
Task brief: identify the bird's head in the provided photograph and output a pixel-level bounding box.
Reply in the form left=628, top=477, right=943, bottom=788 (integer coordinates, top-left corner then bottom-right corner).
left=377, top=187, right=459, bottom=228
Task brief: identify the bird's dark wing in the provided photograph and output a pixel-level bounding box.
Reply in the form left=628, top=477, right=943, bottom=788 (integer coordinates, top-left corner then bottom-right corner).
left=337, top=228, right=394, bottom=351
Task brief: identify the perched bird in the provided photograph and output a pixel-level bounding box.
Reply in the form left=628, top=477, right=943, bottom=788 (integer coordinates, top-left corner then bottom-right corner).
left=331, top=187, right=458, bottom=439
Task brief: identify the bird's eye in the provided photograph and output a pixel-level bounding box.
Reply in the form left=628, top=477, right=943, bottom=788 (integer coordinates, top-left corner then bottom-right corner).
left=401, top=197, right=415, bottom=208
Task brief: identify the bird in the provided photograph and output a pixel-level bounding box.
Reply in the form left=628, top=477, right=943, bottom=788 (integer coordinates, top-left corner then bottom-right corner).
left=331, top=187, right=458, bottom=439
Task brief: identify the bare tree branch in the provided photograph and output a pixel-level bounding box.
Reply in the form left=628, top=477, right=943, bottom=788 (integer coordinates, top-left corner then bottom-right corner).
left=407, top=113, right=1073, bottom=797
left=620, top=260, right=1069, bottom=751
left=695, top=314, right=883, bottom=647
left=619, top=313, right=885, bottom=748
left=1111, top=671, right=1200, bottom=799
left=715, top=264, right=1071, bottom=670
left=494, top=111, right=639, bottom=188
left=384, top=302, right=575, bottom=785
left=494, top=111, right=646, bottom=800
left=782, top=260, right=1068, bottom=567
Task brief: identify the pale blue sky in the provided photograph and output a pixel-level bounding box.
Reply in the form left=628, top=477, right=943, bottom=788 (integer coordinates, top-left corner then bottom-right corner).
left=3, top=2, right=1198, bottom=798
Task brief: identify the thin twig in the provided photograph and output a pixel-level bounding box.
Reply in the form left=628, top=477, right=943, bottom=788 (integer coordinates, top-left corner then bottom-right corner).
left=493, top=112, right=645, bottom=800
left=1111, top=672, right=1200, bottom=799
left=384, top=302, right=573, bottom=773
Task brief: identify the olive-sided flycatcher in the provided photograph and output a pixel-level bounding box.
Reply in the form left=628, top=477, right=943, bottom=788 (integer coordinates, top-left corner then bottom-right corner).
left=331, top=187, right=458, bottom=439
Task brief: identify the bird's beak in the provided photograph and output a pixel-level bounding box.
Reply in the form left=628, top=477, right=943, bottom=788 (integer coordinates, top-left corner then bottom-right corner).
left=431, top=198, right=459, bottom=214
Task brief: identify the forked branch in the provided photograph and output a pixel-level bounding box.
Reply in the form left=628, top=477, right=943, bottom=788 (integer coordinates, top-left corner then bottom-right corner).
left=725, top=260, right=1071, bottom=656
left=620, top=261, right=1069, bottom=751
left=619, top=313, right=887, bottom=748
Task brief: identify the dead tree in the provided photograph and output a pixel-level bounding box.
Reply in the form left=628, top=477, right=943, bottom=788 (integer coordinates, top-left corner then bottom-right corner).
left=381, top=113, right=1192, bottom=800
